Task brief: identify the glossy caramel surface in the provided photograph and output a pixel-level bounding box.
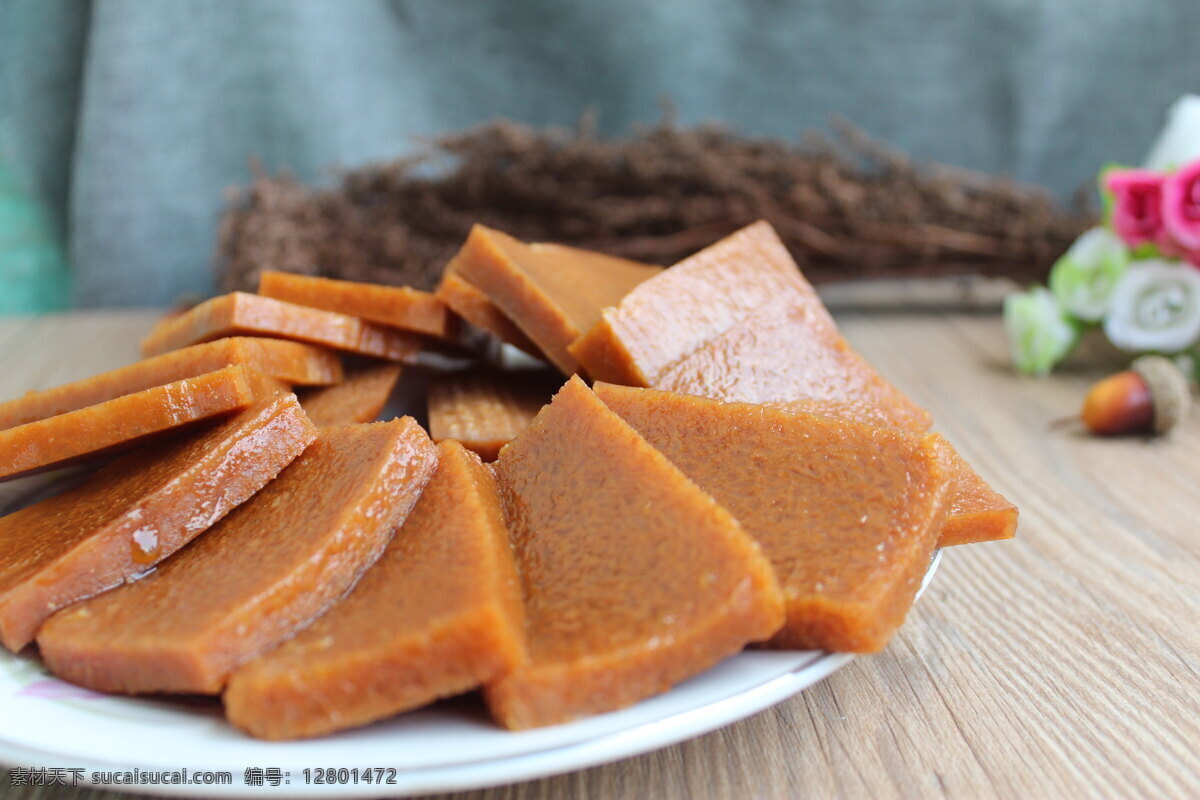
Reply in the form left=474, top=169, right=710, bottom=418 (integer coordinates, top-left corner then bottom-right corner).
left=454, top=225, right=660, bottom=374
left=0, top=364, right=280, bottom=481
left=259, top=271, right=457, bottom=340
left=37, top=418, right=437, bottom=694
left=566, top=221, right=931, bottom=432
left=0, top=337, right=340, bottom=431
left=0, top=394, right=316, bottom=651
left=595, top=383, right=955, bottom=653
left=940, top=450, right=1019, bottom=546
left=225, top=440, right=525, bottom=740
left=769, top=397, right=1017, bottom=546
left=435, top=264, right=543, bottom=357
left=140, top=292, right=421, bottom=362
left=298, top=364, right=401, bottom=427
left=568, top=221, right=810, bottom=386
left=427, top=370, right=559, bottom=461
left=485, top=376, right=783, bottom=729
left=657, top=293, right=932, bottom=431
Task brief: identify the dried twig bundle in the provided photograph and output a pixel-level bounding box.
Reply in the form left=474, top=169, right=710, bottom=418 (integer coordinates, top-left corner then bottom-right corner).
left=218, top=115, right=1093, bottom=293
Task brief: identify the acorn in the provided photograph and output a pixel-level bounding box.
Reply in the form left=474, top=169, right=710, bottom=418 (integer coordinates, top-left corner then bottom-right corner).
left=1080, top=355, right=1191, bottom=436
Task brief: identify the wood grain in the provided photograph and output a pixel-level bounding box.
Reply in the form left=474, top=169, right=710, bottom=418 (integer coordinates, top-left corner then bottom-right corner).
left=1, top=310, right=1197, bottom=800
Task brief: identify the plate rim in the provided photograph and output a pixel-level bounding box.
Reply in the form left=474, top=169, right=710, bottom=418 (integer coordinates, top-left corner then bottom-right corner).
left=0, top=552, right=941, bottom=798
left=0, top=651, right=855, bottom=799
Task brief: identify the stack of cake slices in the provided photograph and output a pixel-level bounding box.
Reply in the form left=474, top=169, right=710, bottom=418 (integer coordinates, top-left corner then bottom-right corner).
left=0, top=221, right=1015, bottom=740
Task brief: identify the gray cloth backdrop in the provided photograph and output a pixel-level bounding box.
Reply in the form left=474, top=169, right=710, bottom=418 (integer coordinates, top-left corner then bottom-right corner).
left=2, top=0, right=1197, bottom=308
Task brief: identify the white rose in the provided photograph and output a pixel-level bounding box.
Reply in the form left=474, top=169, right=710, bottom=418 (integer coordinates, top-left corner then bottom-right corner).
left=1048, top=227, right=1129, bottom=322
left=1004, top=287, right=1081, bottom=376
left=1103, top=260, right=1200, bottom=352
left=1143, top=95, right=1200, bottom=171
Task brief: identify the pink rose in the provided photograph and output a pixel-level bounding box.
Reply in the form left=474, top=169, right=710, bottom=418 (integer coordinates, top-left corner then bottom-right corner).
left=1151, top=217, right=1200, bottom=267
left=1162, top=160, right=1200, bottom=250
left=1106, top=169, right=1165, bottom=247
left=1156, top=229, right=1186, bottom=259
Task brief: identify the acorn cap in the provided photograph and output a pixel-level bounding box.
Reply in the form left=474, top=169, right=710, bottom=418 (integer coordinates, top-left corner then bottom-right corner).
left=1132, top=355, right=1191, bottom=435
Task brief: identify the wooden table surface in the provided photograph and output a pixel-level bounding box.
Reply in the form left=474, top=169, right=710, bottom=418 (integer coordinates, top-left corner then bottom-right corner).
left=1, top=310, right=1197, bottom=800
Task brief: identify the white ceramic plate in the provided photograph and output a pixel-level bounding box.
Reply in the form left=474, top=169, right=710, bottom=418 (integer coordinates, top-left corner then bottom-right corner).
left=0, top=375, right=942, bottom=797
left=0, top=553, right=940, bottom=798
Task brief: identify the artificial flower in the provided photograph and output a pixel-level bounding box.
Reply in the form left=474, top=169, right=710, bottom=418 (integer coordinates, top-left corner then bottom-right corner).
left=1143, top=95, right=1200, bottom=171
left=1105, top=169, right=1164, bottom=248
left=1103, top=259, right=1200, bottom=353
left=1004, top=287, right=1081, bottom=376
left=1161, top=159, right=1200, bottom=251
left=1048, top=227, right=1128, bottom=321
